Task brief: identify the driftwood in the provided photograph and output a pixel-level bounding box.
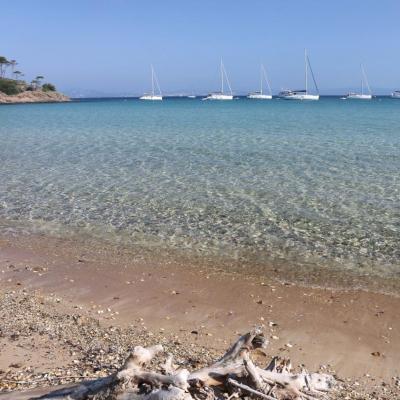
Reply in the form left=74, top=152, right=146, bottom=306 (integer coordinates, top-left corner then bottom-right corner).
left=18, top=328, right=335, bottom=400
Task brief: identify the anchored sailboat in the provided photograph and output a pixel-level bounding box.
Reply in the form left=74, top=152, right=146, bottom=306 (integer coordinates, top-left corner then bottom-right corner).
left=279, top=49, right=319, bottom=100
left=247, top=64, right=272, bottom=99
left=140, top=65, right=163, bottom=101
left=345, top=65, right=372, bottom=100
left=203, top=59, right=233, bottom=100
left=391, top=90, right=400, bottom=99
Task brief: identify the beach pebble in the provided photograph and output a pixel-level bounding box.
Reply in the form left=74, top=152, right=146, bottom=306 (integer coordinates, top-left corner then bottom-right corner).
left=9, top=363, right=22, bottom=368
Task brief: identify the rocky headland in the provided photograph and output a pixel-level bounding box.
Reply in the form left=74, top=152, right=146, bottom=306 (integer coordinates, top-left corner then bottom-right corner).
left=0, top=90, right=70, bottom=104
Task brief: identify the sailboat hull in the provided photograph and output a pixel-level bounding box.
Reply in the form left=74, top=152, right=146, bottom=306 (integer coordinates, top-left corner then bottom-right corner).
left=247, top=94, right=272, bottom=99
left=346, top=94, right=372, bottom=100
left=139, top=95, right=163, bottom=101
left=203, top=94, right=233, bottom=100
left=279, top=93, right=319, bottom=100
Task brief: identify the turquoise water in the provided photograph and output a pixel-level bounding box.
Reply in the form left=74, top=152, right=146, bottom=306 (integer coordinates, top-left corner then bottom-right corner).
left=0, top=97, right=399, bottom=280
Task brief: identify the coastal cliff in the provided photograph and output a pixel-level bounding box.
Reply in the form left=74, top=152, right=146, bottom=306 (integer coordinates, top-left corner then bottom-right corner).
left=0, top=90, right=70, bottom=104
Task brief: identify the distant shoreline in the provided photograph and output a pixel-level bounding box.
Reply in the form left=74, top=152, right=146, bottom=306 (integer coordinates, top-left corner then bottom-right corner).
left=1, top=94, right=397, bottom=102
left=69, top=94, right=397, bottom=101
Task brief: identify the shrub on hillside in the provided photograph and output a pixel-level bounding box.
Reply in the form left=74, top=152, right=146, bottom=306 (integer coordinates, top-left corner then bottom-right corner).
left=0, top=78, right=21, bottom=95
left=42, top=83, right=56, bottom=92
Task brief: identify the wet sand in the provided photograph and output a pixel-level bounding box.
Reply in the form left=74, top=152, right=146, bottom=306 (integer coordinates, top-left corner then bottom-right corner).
left=0, top=232, right=399, bottom=389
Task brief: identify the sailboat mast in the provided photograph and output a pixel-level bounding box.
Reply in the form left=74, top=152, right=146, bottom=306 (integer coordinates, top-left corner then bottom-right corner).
left=361, top=64, right=365, bottom=95
left=262, top=64, right=272, bottom=96
left=305, top=49, right=308, bottom=94
left=221, top=59, right=224, bottom=94
left=361, top=64, right=372, bottom=95
left=151, top=64, right=154, bottom=96
left=260, top=65, right=263, bottom=94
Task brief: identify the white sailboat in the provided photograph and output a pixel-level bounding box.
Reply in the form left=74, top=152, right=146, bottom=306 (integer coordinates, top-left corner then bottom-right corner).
left=391, top=90, right=400, bottom=99
left=247, top=64, right=272, bottom=99
left=279, top=49, right=319, bottom=100
left=140, top=65, right=163, bottom=101
left=203, top=60, right=233, bottom=100
left=345, top=65, right=372, bottom=100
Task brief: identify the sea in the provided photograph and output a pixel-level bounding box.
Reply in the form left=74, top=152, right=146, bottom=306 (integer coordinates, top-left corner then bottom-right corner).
left=1, top=97, right=399, bottom=288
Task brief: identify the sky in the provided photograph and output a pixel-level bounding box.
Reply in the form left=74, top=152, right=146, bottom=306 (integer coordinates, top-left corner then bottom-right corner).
left=2, top=0, right=400, bottom=96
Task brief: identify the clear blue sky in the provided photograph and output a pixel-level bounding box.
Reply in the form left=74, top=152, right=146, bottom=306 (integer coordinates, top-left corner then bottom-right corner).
left=2, top=0, right=400, bottom=95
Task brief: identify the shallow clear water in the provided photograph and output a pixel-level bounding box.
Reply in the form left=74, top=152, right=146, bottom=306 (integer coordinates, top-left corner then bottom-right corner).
left=0, top=97, right=399, bottom=279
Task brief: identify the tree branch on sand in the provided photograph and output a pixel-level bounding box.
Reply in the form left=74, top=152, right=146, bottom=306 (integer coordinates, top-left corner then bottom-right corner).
left=24, top=328, right=335, bottom=400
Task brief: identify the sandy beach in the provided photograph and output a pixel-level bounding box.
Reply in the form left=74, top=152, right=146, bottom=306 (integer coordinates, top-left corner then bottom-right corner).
left=1, top=233, right=399, bottom=398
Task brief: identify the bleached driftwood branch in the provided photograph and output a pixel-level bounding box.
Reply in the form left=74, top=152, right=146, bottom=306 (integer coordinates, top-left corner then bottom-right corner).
left=20, top=329, right=335, bottom=400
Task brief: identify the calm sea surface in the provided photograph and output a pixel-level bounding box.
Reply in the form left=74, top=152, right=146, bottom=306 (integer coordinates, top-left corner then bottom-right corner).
left=0, top=97, right=399, bottom=282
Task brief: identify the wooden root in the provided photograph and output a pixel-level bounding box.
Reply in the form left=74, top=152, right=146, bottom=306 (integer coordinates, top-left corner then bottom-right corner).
left=16, top=329, right=335, bottom=400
